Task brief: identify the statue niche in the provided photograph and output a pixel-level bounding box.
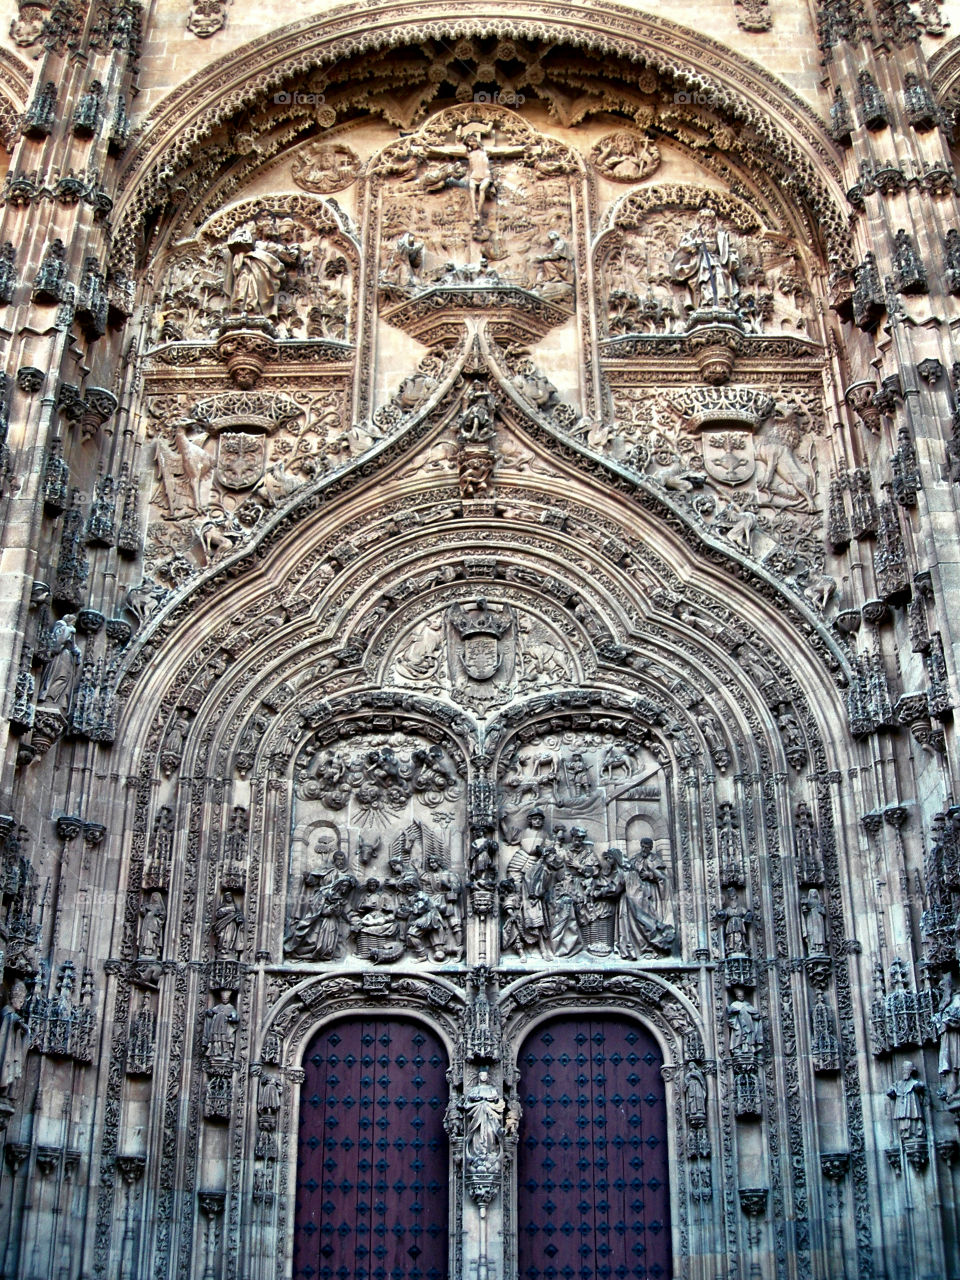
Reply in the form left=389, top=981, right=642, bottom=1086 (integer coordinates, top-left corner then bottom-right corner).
left=597, top=187, right=813, bottom=342
left=497, top=730, right=677, bottom=963
left=150, top=195, right=357, bottom=346
left=285, top=733, right=465, bottom=965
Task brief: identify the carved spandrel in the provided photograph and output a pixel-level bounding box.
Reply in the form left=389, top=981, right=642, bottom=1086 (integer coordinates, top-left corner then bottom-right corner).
left=497, top=732, right=677, bottom=963
left=286, top=735, right=465, bottom=965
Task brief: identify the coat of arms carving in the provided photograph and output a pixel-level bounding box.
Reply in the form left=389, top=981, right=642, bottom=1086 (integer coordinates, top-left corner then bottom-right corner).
left=216, top=431, right=267, bottom=490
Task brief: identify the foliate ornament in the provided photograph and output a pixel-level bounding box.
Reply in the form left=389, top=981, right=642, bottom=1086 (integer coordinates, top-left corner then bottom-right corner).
left=903, top=73, right=938, bottom=130
left=871, top=959, right=933, bottom=1054
left=893, top=230, right=927, bottom=295
left=851, top=256, right=884, bottom=331
left=589, top=132, right=660, bottom=182
left=858, top=71, right=890, bottom=130
left=292, top=141, right=362, bottom=194
left=811, top=992, right=841, bottom=1072
left=829, top=87, right=852, bottom=145
left=945, top=229, right=960, bottom=295
left=187, top=0, right=228, bottom=37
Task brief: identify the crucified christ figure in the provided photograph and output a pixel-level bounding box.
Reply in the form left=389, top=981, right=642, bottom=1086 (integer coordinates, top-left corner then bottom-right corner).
left=425, top=122, right=525, bottom=225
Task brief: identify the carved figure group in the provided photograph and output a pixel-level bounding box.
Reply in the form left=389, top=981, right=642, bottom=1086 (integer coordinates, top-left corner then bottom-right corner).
left=285, top=829, right=463, bottom=964
left=500, top=820, right=674, bottom=961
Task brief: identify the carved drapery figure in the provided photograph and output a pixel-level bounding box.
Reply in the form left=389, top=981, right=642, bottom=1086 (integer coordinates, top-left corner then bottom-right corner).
left=0, top=982, right=31, bottom=1101
left=37, top=615, right=81, bottom=708
left=800, top=888, right=827, bottom=954
left=684, top=1064, right=707, bottom=1124
left=203, top=991, right=239, bottom=1062
left=727, top=988, right=761, bottom=1055
left=212, top=891, right=245, bottom=958
left=617, top=838, right=675, bottom=957
left=138, top=891, right=167, bottom=959
left=935, top=976, right=960, bottom=1100
left=887, top=1061, right=925, bottom=1141
left=670, top=206, right=741, bottom=313
left=717, top=886, right=752, bottom=957
left=465, top=1069, right=506, bottom=1170
left=224, top=219, right=298, bottom=318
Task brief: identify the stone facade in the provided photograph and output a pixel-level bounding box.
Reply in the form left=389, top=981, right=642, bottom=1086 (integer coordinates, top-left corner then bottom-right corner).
left=0, top=0, right=959, bottom=1277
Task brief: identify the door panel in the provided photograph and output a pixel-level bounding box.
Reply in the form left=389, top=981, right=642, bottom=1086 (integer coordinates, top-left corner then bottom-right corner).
left=294, top=1018, right=449, bottom=1280
left=517, top=1016, right=671, bottom=1280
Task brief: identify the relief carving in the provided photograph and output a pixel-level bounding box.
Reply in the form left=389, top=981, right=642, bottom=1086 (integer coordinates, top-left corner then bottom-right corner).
left=498, top=732, right=676, bottom=962
left=151, top=198, right=356, bottom=346
left=599, top=188, right=813, bottom=342
left=286, top=736, right=464, bottom=964
left=374, top=105, right=579, bottom=341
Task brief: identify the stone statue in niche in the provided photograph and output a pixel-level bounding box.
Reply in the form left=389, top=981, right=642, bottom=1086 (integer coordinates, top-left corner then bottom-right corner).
left=800, top=887, right=827, bottom=954
left=887, top=1061, right=925, bottom=1140
left=289, top=736, right=464, bottom=964
left=498, top=733, right=676, bottom=962
left=37, top=615, right=81, bottom=708
left=727, top=987, right=761, bottom=1056
left=138, top=891, right=167, bottom=959
left=715, top=886, right=753, bottom=957
left=465, top=1068, right=506, bottom=1169
left=203, top=991, right=239, bottom=1062
left=212, top=891, right=245, bottom=958
left=0, top=982, right=31, bottom=1101
left=934, top=974, right=960, bottom=1100
left=683, top=1063, right=707, bottom=1124
left=670, top=205, right=741, bottom=314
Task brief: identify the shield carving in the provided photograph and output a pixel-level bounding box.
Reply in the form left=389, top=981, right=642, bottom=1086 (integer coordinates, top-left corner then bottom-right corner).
left=461, top=633, right=501, bottom=681
left=216, top=431, right=266, bottom=490
left=701, top=429, right=755, bottom=487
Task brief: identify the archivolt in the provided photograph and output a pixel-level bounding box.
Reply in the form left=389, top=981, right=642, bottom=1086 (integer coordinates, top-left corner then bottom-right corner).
left=111, top=0, right=849, bottom=275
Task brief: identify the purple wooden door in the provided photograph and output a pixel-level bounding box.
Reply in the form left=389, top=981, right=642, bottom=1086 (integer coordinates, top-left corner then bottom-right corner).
left=294, top=1018, right=449, bottom=1280
left=517, top=1017, right=672, bottom=1280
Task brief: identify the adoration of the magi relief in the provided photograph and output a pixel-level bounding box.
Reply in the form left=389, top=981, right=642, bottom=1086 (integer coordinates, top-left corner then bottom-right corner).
left=3, top=4, right=960, bottom=1279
